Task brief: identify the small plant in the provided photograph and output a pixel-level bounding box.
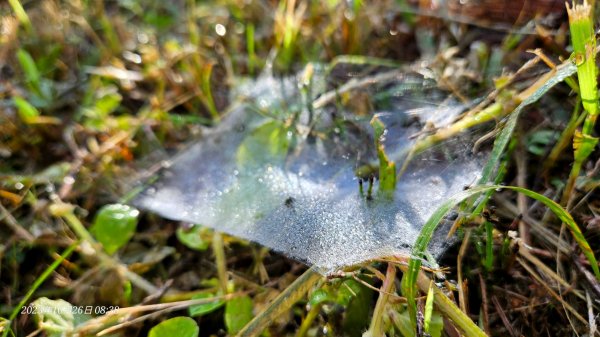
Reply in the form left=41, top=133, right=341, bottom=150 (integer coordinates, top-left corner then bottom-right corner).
left=562, top=0, right=599, bottom=206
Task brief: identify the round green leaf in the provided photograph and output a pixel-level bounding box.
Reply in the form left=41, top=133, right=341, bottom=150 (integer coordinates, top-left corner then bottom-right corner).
left=90, top=204, right=139, bottom=255
left=225, top=296, right=254, bottom=334
left=148, top=317, right=199, bottom=337
left=176, top=225, right=211, bottom=251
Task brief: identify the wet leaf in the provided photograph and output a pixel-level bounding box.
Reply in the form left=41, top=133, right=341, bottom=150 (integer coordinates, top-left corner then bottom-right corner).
left=148, top=317, right=199, bottom=337
left=176, top=225, right=211, bottom=251
left=90, top=204, right=139, bottom=254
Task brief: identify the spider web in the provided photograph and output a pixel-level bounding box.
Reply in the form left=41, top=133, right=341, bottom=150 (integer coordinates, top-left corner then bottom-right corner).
left=132, top=67, right=487, bottom=274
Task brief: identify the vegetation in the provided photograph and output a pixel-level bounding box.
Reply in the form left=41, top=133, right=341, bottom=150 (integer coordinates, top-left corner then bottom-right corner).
left=1, top=1, right=600, bottom=336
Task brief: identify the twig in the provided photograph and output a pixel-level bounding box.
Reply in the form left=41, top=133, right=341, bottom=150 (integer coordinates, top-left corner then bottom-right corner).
left=236, top=267, right=321, bottom=337
left=479, top=274, right=491, bottom=336
left=491, top=295, right=517, bottom=337
left=457, top=229, right=471, bottom=314
left=364, top=263, right=396, bottom=337
left=516, top=142, right=530, bottom=245
left=0, top=203, right=34, bottom=242
left=588, top=291, right=598, bottom=337
left=517, top=257, right=588, bottom=325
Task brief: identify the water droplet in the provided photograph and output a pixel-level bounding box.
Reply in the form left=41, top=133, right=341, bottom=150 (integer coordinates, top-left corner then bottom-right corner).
left=215, top=24, right=227, bottom=36
left=14, top=182, right=24, bottom=190
left=137, top=32, right=149, bottom=44
left=123, top=50, right=142, bottom=64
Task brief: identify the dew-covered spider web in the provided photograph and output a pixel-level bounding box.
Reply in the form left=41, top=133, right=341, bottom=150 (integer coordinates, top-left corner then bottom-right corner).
left=132, top=65, right=488, bottom=274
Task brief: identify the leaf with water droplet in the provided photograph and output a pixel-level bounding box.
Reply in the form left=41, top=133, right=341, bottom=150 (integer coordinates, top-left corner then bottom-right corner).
left=91, top=204, right=139, bottom=254
left=177, top=225, right=211, bottom=251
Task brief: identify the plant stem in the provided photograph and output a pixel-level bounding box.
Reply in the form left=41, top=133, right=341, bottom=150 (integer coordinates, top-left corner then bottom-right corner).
left=413, top=270, right=487, bottom=337
left=364, top=263, right=396, bottom=337
left=237, top=267, right=321, bottom=337
left=484, top=221, right=494, bottom=272
left=562, top=1, right=599, bottom=205
left=2, top=243, right=78, bottom=337
left=212, top=232, right=229, bottom=294
left=296, top=302, right=322, bottom=337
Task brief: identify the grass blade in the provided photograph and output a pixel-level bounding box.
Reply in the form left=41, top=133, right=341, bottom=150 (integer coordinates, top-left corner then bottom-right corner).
left=478, top=62, right=577, bottom=185
left=2, top=242, right=78, bottom=337
left=403, top=184, right=600, bottom=334
left=236, top=267, right=321, bottom=337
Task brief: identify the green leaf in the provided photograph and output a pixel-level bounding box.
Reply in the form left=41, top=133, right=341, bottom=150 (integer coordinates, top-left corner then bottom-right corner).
left=236, top=121, right=290, bottom=168
left=336, top=279, right=361, bottom=306
left=225, top=295, right=254, bottom=335
left=423, top=282, right=434, bottom=334
left=95, top=92, right=122, bottom=116
left=148, top=317, right=199, bottom=337
left=341, top=280, right=372, bottom=337
left=427, top=311, right=444, bottom=337
left=309, top=288, right=332, bottom=307
left=90, top=204, right=139, bottom=255
left=32, top=297, right=75, bottom=335
left=177, top=225, right=211, bottom=251
left=527, top=130, right=559, bottom=156
left=188, top=293, right=224, bottom=317
left=13, top=96, right=40, bottom=124
left=17, top=49, right=40, bottom=88
left=573, top=130, right=599, bottom=162
left=370, top=115, right=396, bottom=195
left=479, top=62, right=577, bottom=185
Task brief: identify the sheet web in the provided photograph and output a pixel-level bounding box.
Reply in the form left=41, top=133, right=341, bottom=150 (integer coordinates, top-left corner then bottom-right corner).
left=133, top=67, right=487, bottom=274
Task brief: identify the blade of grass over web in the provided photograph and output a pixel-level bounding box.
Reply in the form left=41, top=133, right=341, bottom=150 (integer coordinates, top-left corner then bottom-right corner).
left=325, top=55, right=403, bottom=73
left=403, top=184, right=600, bottom=334
left=478, top=61, right=577, bottom=185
